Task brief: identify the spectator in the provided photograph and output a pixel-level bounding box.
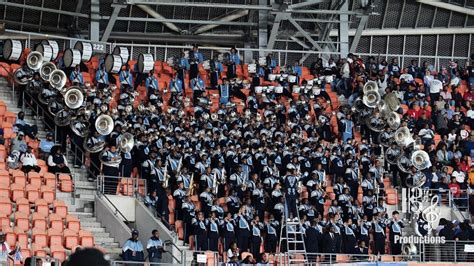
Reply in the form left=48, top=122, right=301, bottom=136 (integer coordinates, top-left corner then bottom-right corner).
left=11, top=132, right=27, bottom=153
left=122, top=230, right=144, bottom=262
left=20, top=146, right=40, bottom=173
left=0, top=233, right=18, bottom=263
left=64, top=248, right=110, bottom=266
left=39, top=132, right=55, bottom=159
left=14, top=111, right=38, bottom=139
left=47, top=146, right=70, bottom=174
left=227, top=242, right=240, bottom=263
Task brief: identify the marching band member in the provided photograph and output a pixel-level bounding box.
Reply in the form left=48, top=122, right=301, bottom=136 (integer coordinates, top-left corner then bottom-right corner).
left=227, top=47, right=240, bottom=79
left=373, top=214, right=387, bottom=256
left=177, top=51, right=189, bottom=89
left=264, top=214, right=279, bottom=253
left=222, top=213, right=236, bottom=251
left=95, top=63, right=109, bottom=90
left=199, top=186, right=214, bottom=217
left=169, top=73, right=184, bottom=94
left=342, top=217, right=357, bottom=254
left=182, top=196, right=196, bottom=245
left=147, top=230, right=164, bottom=263
left=191, top=75, right=205, bottom=105
left=284, top=164, right=300, bottom=219
left=145, top=69, right=159, bottom=96
left=122, top=230, right=144, bottom=262
left=101, top=145, right=121, bottom=194
left=173, top=182, right=186, bottom=220
left=389, top=211, right=404, bottom=255
left=209, top=54, right=223, bottom=89
left=193, top=211, right=208, bottom=251
left=236, top=207, right=251, bottom=252
left=207, top=212, right=220, bottom=252
left=69, top=64, right=84, bottom=85
left=250, top=216, right=263, bottom=262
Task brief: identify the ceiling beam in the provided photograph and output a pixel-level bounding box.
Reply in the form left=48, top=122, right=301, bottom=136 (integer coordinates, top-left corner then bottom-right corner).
left=137, top=4, right=181, bottom=33
left=107, top=32, right=245, bottom=46
left=349, top=15, right=369, bottom=53
left=329, top=27, right=474, bottom=37
left=286, top=14, right=324, bottom=51
left=287, top=0, right=327, bottom=9
left=194, top=9, right=249, bottom=34
left=101, top=4, right=125, bottom=42
left=416, top=0, right=474, bottom=16
left=109, top=16, right=257, bottom=26
left=267, top=13, right=283, bottom=50
left=127, top=1, right=273, bottom=10
left=0, top=1, right=89, bottom=18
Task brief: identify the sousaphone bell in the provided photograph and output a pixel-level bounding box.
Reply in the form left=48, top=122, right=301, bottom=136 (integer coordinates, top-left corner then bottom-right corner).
left=411, top=150, right=431, bottom=171
left=64, top=87, right=84, bottom=109
left=39, top=62, right=57, bottom=82
left=26, top=51, right=43, bottom=70
left=49, top=69, right=67, bottom=90
left=119, top=132, right=135, bottom=153
left=95, top=114, right=114, bottom=136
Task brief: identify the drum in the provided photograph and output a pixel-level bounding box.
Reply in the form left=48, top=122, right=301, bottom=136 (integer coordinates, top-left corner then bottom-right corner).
left=202, top=60, right=210, bottom=70
left=266, top=86, right=274, bottom=93
left=280, top=74, right=288, bottom=81
left=288, top=75, right=297, bottom=83
left=293, top=86, right=301, bottom=94
left=248, top=63, right=257, bottom=74
left=35, top=43, right=53, bottom=62
left=112, top=46, right=129, bottom=64
left=3, top=39, right=22, bottom=61
left=255, top=86, right=263, bottom=94
left=63, top=48, right=82, bottom=68
left=268, top=74, right=277, bottom=81
left=258, top=57, right=266, bottom=66
left=41, top=40, right=59, bottom=60
left=105, top=54, right=123, bottom=73
left=137, top=53, right=154, bottom=73
left=307, top=79, right=314, bottom=86
left=74, top=41, right=93, bottom=62
left=275, top=86, right=283, bottom=94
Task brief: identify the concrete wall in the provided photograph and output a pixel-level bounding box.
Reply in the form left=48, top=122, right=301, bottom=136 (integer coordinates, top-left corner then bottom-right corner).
left=134, top=199, right=182, bottom=264
left=95, top=196, right=132, bottom=248
left=106, top=195, right=136, bottom=221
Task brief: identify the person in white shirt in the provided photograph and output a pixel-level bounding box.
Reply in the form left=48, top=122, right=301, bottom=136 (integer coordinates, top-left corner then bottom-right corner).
left=227, top=242, right=240, bottom=263
left=0, top=233, right=17, bottom=262
left=20, top=146, right=40, bottom=173
left=452, top=167, right=466, bottom=188
left=418, top=124, right=435, bottom=146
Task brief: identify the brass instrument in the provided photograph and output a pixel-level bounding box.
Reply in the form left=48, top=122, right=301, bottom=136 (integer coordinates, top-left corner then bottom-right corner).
left=99, top=149, right=122, bottom=168
left=54, top=109, right=71, bottom=127
left=26, top=51, right=43, bottom=70
left=119, top=132, right=135, bottom=153
left=411, top=150, right=430, bottom=170
left=385, top=147, right=401, bottom=165
left=188, top=173, right=195, bottom=197
left=13, top=68, right=33, bottom=85
left=363, top=80, right=378, bottom=94
left=49, top=69, right=67, bottom=90
left=83, top=137, right=105, bottom=153
left=70, top=119, right=90, bottom=137
left=95, top=114, right=114, bottom=136
left=64, top=87, right=84, bottom=109
left=40, top=62, right=57, bottom=82
left=395, top=127, right=415, bottom=147
left=362, top=90, right=381, bottom=108
left=212, top=170, right=218, bottom=195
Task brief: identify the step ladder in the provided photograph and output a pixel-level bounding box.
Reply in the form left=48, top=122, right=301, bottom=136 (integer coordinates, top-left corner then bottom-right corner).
left=278, top=199, right=307, bottom=264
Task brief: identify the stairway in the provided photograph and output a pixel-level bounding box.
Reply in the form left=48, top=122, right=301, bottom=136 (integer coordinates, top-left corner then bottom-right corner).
left=0, top=79, right=123, bottom=259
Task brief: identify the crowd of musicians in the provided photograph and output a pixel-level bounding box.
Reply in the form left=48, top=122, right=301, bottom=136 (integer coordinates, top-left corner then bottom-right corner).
left=9, top=45, right=474, bottom=263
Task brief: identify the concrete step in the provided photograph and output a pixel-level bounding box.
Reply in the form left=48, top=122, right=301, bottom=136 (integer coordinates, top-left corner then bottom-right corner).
left=80, top=221, right=102, bottom=227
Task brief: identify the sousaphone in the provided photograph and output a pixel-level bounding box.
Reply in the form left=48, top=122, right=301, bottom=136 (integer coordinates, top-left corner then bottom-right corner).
left=95, top=114, right=114, bottom=136
left=119, top=132, right=135, bottom=153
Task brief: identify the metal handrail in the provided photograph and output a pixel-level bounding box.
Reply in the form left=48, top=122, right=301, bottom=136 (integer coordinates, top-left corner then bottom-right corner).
left=99, top=190, right=131, bottom=225
left=163, top=239, right=185, bottom=265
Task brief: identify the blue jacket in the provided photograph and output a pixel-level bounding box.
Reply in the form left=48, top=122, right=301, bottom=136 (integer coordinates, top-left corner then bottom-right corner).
left=180, top=58, right=190, bottom=70
left=146, top=76, right=159, bottom=90
left=69, top=70, right=84, bottom=85
left=194, top=52, right=204, bottom=63
left=119, top=70, right=133, bottom=85
left=229, top=53, right=240, bottom=65
left=95, top=69, right=109, bottom=84
left=191, top=77, right=205, bottom=91
left=169, top=78, right=183, bottom=93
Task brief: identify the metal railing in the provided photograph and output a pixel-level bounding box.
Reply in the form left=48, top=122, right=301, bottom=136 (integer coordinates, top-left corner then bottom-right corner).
left=163, top=239, right=186, bottom=265
left=422, top=240, right=474, bottom=263
left=98, top=174, right=147, bottom=198
left=4, top=29, right=470, bottom=68
left=270, top=253, right=421, bottom=265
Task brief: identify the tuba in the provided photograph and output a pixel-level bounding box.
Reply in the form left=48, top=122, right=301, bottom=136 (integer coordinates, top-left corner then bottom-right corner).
left=397, top=155, right=413, bottom=174
left=365, top=115, right=386, bottom=132
left=385, top=146, right=401, bottom=165
left=386, top=111, right=401, bottom=130
left=411, top=150, right=431, bottom=170
left=40, top=62, right=57, bottom=82
left=378, top=131, right=395, bottom=147
left=26, top=51, right=43, bottom=70
left=54, top=109, right=71, bottom=127
left=13, top=68, right=33, bottom=85
left=363, top=90, right=381, bottom=108
left=406, top=171, right=427, bottom=188
left=99, top=149, right=122, bottom=168
left=402, top=243, right=417, bottom=256
left=64, top=87, right=84, bottom=109
left=49, top=69, right=67, bottom=90
left=363, top=80, right=378, bottom=94
left=383, top=92, right=401, bottom=113
left=394, top=127, right=415, bottom=147
left=119, top=132, right=135, bottom=153
left=83, top=137, right=105, bottom=153
left=95, top=114, right=114, bottom=136
left=70, top=120, right=90, bottom=137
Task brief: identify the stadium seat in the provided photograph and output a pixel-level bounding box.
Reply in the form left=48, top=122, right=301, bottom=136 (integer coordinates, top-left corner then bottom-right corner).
left=79, top=230, right=94, bottom=247
left=63, top=229, right=79, bottom=249
left=58, top=174, right=73, bottom=192
left=35, top=198, right=49, bottom=217
left=66, top=215, right=80, bottom=232
left=26, top=184, right=40, bottom=203
left=50, top=245, right=67, bottom=262
left=43, top=172, right=56, bottom=189
left=49, top=213, right=64, bottom=232
left=40, top=185, right=55, bottom=204
left=48, top=228, right=64, bottom=247
left=14, top=212, right=29, bottom=232
left=0, top=197, right=12, bottom=216
left=16, top=228, right=28, bottom=249
left=27, top=172, right=42, bottom=187
left=32, top=243, right=47, bottom=257
left=10, top=183, right=25, bottom=202
left=53, top=200, right=68, bottom=219
left=32, top=212, right=47, bottom=230
left=2, top=226, right=16, bottom=247
left=32, top=228, right=48, bottom=248
left=16, top=197, right=30, bottom=215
